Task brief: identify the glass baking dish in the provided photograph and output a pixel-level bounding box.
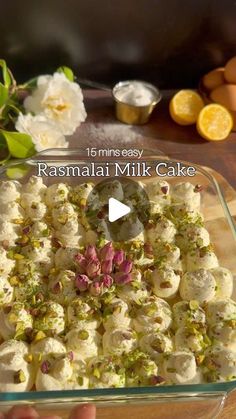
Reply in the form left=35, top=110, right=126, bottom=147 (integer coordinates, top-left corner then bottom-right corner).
left=0, top=148, right=235, bottom=419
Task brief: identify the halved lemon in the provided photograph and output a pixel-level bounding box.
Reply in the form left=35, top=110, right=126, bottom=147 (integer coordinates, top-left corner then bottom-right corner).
left=197, top=104, right=233, bottom=141
left=169, top=90, right=204, bottom=125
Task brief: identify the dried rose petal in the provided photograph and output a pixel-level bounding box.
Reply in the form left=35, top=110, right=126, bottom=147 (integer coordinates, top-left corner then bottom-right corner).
left=119, top=260, right=133, bottom=274
left=161, top=186, right=169, bottom=195
left=75, top=274, right=90, bottom=291
left=41, top=360, right=51, bottom=374
left=2, top=240, right=10, bottom=250
left=101, top=259, right=113, bottom=274
left=150, top=375, right=165, bottom=385
left=51, top=237, right=62, bottom=249
left=100, top=242, right=115, bottom=261
left=113, top=250, right=125, bottom=266
left=67, top=351, right=74, bottom=361
left=90, top=281, right=102, bottom=296
left=35, top=292, right=44, bottom=302
left=52, top=281, right=62, bottom=294
left=114, top=273, right=132, bottom=285
left=194, top=184, right=203, bottom=192
left=74, top=253, right=87, bottom=273
left=22, top=226, right=31, bottom=235
left=102, top=274, right=113, bottom=288
left=85, top=245, right=97, bottom=260
left=86, top=259, right=101, bottom=278
left=144, top=243, right=153, bottom=258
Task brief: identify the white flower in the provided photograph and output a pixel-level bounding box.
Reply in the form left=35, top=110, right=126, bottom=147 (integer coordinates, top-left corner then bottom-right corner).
left=15, top=113, right=68, bottom=152
left=24, top=72, right=87, bottom=135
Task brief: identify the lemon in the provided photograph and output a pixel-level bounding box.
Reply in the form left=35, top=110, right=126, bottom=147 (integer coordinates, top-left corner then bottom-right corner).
left=197, top=104, right=233, bottom=141
left=169, top=90, right=204, bottom=125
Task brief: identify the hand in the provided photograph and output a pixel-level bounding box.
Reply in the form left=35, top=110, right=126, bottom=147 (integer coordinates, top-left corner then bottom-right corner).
left=0, top=404, right=96, bottom=419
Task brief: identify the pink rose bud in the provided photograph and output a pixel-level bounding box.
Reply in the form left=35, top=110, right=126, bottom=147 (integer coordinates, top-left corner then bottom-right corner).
left=101, top=259, right=113, bottom=274
left=90, top=281, right=102, bottom=296
left=119, top=259, right=133, bottom=273
left=113, top=250, right=125, bottom=266
left=67, top=351, right=74, bottom=361
left=100, top=242, right=115, bottom=261
left=86, top=259, right=101, bottom=278
left=114, top=272, right=132, bottom=285
left=74, top=253, right=87, bottom=273
left=85, top=245, right=97, bottom=260
left=75, top=274, right=90, bottom=291
left=102, top=274, right=113, bottom=288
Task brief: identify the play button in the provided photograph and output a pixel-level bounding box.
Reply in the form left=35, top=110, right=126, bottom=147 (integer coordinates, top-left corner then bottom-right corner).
left=108, top=198, right=131, bottom=222
left=85, top=178, right=150, bottom=242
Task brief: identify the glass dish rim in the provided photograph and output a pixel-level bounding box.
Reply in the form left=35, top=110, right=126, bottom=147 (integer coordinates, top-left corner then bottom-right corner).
left=0, top=147, right=236, bottom=401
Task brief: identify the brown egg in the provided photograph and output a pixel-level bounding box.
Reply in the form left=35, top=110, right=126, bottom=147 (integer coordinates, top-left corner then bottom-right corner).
left=202, top=67, right=225, bottom=91
left=210, top=84, right=236, bottom=111
left=225, top=56, right=236, bottom=84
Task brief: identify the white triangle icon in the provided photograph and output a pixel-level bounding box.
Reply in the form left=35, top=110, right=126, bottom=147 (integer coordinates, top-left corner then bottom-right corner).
left=108, top=198, right=131, bottom=222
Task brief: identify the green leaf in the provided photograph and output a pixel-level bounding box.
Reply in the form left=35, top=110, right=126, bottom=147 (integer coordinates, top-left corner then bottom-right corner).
left=0, top=135, right=10, bottom=164
left=57, top=66, right=74, bottom=82
left=22, top=77, right=38, bottom=90
left=0, top=130, right=36, bottom=158
left=0, top=82, right=9, bottom=108
left=0, top=59, right=13, bottom=88
left=6, top=163, right=30, bottom=179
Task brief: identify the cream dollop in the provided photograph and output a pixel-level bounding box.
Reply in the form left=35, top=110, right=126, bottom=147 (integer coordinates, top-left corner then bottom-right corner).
left=34, top=301, right=65, bottom=335
left=146, top=216, right=176, bottom=245
left=44, top=183, right=69, bottom=207
left=0, top=276, right=14, bottom=306
left=172, top=301, right=206, bottom=329
left=209, top=322, right=236, bottom=351
left=31, top=337, right=66, bottom=357
left=185, top=247, right=219, bottom=271
left=103, top=298, right=131, bottom=331
left=0, top=340, right=34, bottom=391
left=163, top=351, right=200, bottom=384
left=175, top=326, right=209, bottom=353
left=88, top=356, right=125, bottom=388
left=66, top=298, right=101, bottom=330
left=103, top=328, right=137, bottom=356
left=206, top=299, right=236, bottom=325
left=180, top=269, right=216, bottom=303
left=210, top=267, right=234, bottom=299
left=139, top=332, right=173, bottom=361
left=0, top=181, right=21, bottom=203
left=65, top=328, right=101, bottom=360
left=48, top=270, right=77, bottom=305
left=133, top=296, right=172, bottom=333
left=151, top=267, right=180, bottom=299
left=0, top=248, right=16, bottom=276
left=171, top=182, right=201, bottom=211
left=22, top=176, right=46, bottom=196
left=0, top=302, right=33, bottom=340
left=176, top=223, right=210, bottom=252
left=0, top=221, right=20, bottom=247
left=204, top=347, right=236, bottom=382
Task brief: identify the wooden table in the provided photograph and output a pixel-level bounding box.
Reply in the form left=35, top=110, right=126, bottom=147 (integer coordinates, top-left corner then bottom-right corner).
left=72, top=89, right=236, bottom=419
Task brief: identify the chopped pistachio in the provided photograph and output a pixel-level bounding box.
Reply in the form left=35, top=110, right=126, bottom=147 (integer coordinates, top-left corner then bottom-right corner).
left=78, top=330, right=89, bottom=340
left=34, top=331, right=47, bottom=342
left=14, top=369, right=26, bottom=383
left=93, top=368, right=100, bottom=379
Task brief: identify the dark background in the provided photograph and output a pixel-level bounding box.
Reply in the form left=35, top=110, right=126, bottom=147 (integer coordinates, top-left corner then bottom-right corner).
left=1, top=0, right=236, bottom=88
